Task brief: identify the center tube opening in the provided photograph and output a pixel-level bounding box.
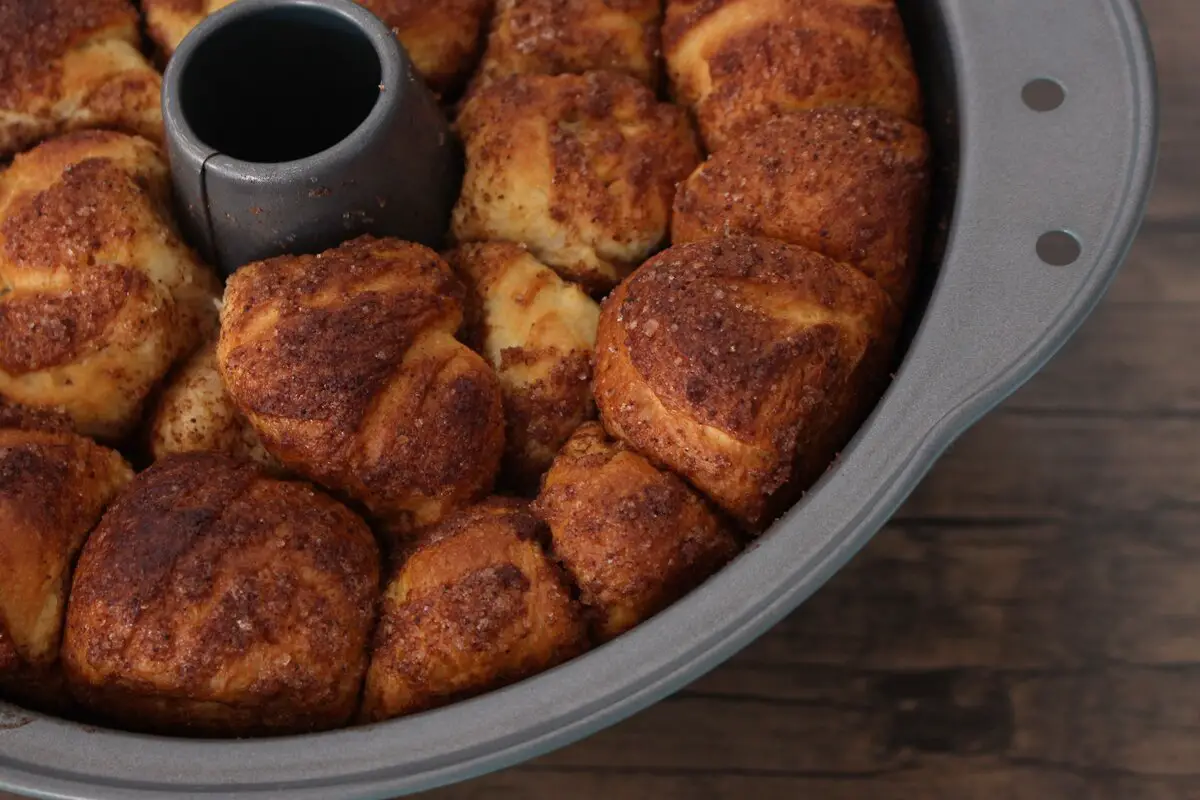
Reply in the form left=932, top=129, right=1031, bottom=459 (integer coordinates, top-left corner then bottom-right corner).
left=178, top=6, right=383, bottom=164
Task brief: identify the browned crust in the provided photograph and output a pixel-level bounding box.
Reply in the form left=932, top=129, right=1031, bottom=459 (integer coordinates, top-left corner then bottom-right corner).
left=446, top=242, right=532, bottom=314
left=0, top=266, right=154, bottom=375
left=474, top=0, right=662, bottom=91
left=594, top=237, right=893, bottom=530
left=0, top=131, right=220, bottom=440
left=140, top=1, right=220, bottom=48
left=673, top=107, right=931, bottom=307
left=6, top=155, right=158, bottom=268
left=148, top=339, right=281, bottom=470
left=535, top=423, right=740, bottom=640
left=145, top=0, right=207, bottom=10
left=360, top=498, right=588, bottom=721
left=0, top=0, right=138, bottom=107
left=0, top=0, right=163, bottom=156
left=143, top=0, right=490, bottom=95
left=499, top=348, right=594, bottom=486
left=221, top=237, right=462, bottom=432
left=219, top=236, right=505, bottom=541
left=445, top=242, right=599, bottom=490
left=61, top=453, right=380, bottom=737
left=663, top=0, right=921, bottom=151
left=140, top=0, right=227, bottom=60
left=361, top=0, right=494, bottom=95
left=452, top=72, right=702, bottom=291
left=0, top=396, right=75, bottom=434
left=0, top=411, right=132, bottom=709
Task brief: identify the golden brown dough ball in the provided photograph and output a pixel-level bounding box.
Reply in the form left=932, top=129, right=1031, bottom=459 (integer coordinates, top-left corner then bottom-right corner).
left=0, top=401, right=132, bottom=711
left=0, top=0, right=164, bottom=158
left=445, top=243, right=600, bottom=489
left=148, top=339, right=279, bottom=471
left=141, top=0, right=236, bottom=58
left=61, top=453, right=380, bottom=737
left=663, top=0, right=921, bottom=151
left=474, top=0, right=662, bottom=90
left=673, top=108, right=931, bottom=307
left=360, top=498, right=587, bottom=721
left=143, top=0, right=491, bottom=95
left=362, top=0, right=494, bottom=95
left=452, top=72, right=702, bottom=292
left=0, top=131, right=221, bottom=441
left=535, top=423, right=740, bottom=641
left=218, top=236, right=505, bottom=542
left=595, top=237, right=892, bottom=531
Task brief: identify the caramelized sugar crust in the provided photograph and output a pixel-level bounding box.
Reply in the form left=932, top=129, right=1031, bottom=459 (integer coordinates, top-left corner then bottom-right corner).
left=0, top=0, right=163, bottom=158
left=535, top=422, right=741, bottom=641
left=361, top=498, right=587, bottom=721
left=446, top=242, right=600, bottom=490
left=0, top=131, right=220, bottom=440
left=474, top=0, right=663, bottom=91
left=218, top=235, right=505, bottom=543
left=452, top=72, right=701, bottom=292
left=664, top=0, right=921, bottom=151
left=673, top=107, right=931, bottom=308
left=62, top=453, right=380, bottom=737
left=142, top=0, right=492, bottom=95
left=595, top=237, right=894, bottom=531
left=0, top=400, right=132, bottom=711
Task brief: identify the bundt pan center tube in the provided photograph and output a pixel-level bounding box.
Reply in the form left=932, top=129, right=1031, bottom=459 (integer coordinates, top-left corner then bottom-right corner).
left=0, top=0, right=1157, bottom=798
left=162, top=0, right=461, bottom=275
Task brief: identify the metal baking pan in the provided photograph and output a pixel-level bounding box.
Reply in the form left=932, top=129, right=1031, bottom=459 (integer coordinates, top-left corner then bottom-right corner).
left=0, top=0, right=1158, bottom=797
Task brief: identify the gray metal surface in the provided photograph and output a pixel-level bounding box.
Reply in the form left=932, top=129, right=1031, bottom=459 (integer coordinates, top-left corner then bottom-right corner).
left=162, top=0, right=459, bottom=276
left=0, top=0, right=1158, bottom=797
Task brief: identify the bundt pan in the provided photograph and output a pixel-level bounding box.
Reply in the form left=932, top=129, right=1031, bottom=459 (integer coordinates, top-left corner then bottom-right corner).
left=0, top=0, right=1158, bottom=798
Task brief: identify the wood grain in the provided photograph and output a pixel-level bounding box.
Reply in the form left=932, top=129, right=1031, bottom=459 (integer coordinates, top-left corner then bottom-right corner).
left=428, top=0, right=1200, bottom=797
left=1143, top=0, right=1200, bottom=225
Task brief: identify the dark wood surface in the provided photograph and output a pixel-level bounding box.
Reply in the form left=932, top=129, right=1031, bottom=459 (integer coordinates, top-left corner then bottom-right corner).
left=2, top=3, right=1195, bottom=800
left=427, top=1, right=1200, bottom=798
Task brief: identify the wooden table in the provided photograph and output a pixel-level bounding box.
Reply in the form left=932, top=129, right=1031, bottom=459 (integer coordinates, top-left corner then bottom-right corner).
left=1, top=2, right=1194, bottom=800
left=430, top=1, right=1200, bottom=797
